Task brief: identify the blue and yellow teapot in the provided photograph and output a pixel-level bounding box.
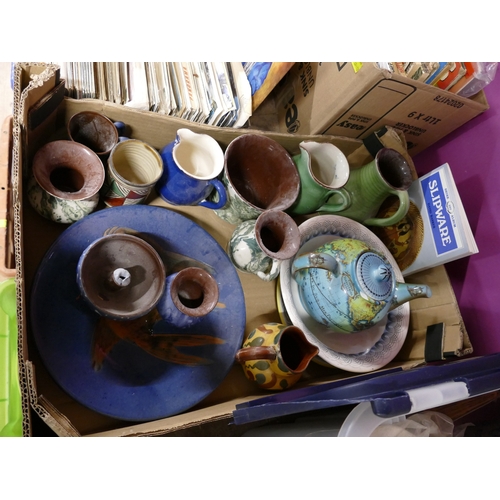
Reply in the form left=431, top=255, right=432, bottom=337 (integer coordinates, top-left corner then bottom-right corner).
left=291, top=238, right=432, bottom=334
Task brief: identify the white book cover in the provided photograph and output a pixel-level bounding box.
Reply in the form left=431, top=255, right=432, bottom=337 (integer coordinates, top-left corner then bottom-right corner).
left=229, top=62, right=252, bottom=128
left=372, top=162, right=479, bottom=276
left=124, top=62, right=150, bottom=111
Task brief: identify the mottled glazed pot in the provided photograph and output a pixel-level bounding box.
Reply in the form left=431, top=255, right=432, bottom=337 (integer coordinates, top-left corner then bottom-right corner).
left=157, top=267, right=219, bottom=329
left=236, top=323, right=319, bottom=391
left=76, top=233, right=166, bottom=321
left=27, top=140, right=105, bottom=224
left=214, top=134, right=300, bottom=225
left=227, top=209, right=300, bottom=281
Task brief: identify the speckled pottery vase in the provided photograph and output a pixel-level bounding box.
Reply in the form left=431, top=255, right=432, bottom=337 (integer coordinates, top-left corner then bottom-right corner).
left=27, top=140, right=105, bottom=224
left=235, top=323, right=319, bottom=391
left=227, top=209, right=300, bottom=281
left=214, top=134, right=300, bottom=225
left=157, top=267, right=219, bottom=329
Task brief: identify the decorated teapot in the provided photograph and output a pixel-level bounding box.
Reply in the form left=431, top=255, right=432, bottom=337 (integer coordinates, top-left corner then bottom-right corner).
left=291, top=238, right=432, bottom=334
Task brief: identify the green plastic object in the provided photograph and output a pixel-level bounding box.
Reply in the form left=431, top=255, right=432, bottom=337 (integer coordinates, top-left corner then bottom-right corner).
left=0, top=278, right=23, bottom=437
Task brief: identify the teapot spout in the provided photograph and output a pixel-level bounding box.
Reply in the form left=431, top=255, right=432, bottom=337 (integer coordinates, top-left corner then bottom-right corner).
left=291, top=252, right=339, bottom=277
left=391, top=282, right=432, bottom=310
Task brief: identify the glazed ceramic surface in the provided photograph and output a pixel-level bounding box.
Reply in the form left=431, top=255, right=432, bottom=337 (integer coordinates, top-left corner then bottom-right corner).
left=102, top=139, right=163, bottom=207
left=76, top=233, right=166, bottom=321
left=279, top=215, right=410, bottom=372
left=27, top=175, right=101, bottom=224
left=214, top=134, right=300, bottom=225
left=67, top=111, right=119, bottom=156
left=156, top=267, right=219, bottom=329
left=28, top=140, right=105, bottom=224
left=156, top=129, right=227, bottom=209
left=289, top=141, right=350, bottom=215
left=228, top=210, right=300, bottom=281
left=236, top=323, right=319, bottom=391
left=318, top=148, right=413, bottom=227
left=30, top=205, right=246, bottom=421
left=291, top=237, right=429, bottom=333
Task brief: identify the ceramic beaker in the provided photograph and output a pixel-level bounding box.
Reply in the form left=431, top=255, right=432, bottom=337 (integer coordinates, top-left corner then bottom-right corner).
left=214, top=134, right=300, bottom=225
left=288, top=141, right=350, bottom=215
left=67, top=111, right=120, bottom=158
left=27, top=140, right=105, bottom=224
left=156, top=128, right=227, bottom=210
left=156, top=267, right=219, bottom=329
left=318, top=148, right=413, bottom=227
left=227, top=209, right=300, bottom=281
left=101, top=139, right=163, bottom=207
left=236, top=323, right=319, bottom=391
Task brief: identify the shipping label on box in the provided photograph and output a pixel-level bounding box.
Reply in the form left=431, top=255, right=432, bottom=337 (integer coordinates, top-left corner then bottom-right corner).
left=275, top=63, right=489, bottom=156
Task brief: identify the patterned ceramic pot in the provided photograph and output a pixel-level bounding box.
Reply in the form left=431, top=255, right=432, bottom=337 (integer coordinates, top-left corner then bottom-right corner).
left=235, top=323, right=319, bottom=391
left=291, top=237, right=432, bottom=333
left=227, top=209, right=300, bottom=281
left=101, top=139, right=163, bottom=207
left=27, top=140, right=105, bottom=224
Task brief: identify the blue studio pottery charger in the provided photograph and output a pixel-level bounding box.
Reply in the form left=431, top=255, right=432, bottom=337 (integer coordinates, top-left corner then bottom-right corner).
left=30, top=205, right=246, bottom=421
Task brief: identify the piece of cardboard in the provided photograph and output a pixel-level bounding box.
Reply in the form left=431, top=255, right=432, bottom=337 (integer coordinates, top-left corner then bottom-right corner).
left=272, top=62, right=489, bottom=157
left=12, top=63, right=472, bottom=437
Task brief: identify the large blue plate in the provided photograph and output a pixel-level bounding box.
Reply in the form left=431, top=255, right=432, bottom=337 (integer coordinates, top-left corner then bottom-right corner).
left=30, top=205, right=246, bottom=421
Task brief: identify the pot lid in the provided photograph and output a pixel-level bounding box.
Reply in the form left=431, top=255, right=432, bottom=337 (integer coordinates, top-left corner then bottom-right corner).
left=356, top=252, right=393, bottom=301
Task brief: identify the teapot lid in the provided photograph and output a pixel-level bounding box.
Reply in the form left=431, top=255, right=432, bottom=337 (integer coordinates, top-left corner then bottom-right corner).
left=356, top=252, right=393, bottom=301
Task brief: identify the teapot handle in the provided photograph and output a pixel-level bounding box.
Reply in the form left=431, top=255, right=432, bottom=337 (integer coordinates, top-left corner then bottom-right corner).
left=235, top=346, right=276, bottom=364
left=291, top=252, right=339, bottom=276
left=363, top=190, right=410, bottom=227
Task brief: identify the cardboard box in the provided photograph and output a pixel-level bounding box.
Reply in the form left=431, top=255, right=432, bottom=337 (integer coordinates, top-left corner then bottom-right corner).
left=12, top=63, right=472, bottom=436
left=273, top=62, right=490, bottom=156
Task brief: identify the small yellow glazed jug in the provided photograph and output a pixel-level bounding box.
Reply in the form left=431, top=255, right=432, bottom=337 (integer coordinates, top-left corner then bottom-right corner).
left=235, top=323, right=319, bottom=391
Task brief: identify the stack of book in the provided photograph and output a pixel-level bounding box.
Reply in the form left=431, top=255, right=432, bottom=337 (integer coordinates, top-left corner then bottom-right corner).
left=58, top=62, right=295, bottom=129
left=377, top=62, right=498, bottom=98
left=60, top=62, right=253, bottom=128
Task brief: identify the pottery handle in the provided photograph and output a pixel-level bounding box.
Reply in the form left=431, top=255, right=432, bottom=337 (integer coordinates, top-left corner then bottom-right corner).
left=199, top=179, right=227, bottom=210
left=363, top=190, right=410, bottom=227
left=235, top=346, right=277, bottom=364
left=316, top=188, right=351, bottom=213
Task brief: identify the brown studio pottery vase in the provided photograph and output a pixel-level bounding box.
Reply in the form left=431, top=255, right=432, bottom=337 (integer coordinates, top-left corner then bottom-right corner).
left=214, top=134, right=301, bottom=225
left=27, top=140, right=105, bottom=224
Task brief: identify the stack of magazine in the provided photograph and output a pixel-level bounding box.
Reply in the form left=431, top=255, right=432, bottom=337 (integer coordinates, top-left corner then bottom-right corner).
left=372, top=163, right=479, bottom=276
left=59, top=62, right=253, bottom=128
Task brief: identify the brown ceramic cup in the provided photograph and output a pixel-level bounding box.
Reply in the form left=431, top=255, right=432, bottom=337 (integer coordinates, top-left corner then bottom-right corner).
left=214, top=134, right=301, bottom=225
left=67, top=111, right=119, bottom=157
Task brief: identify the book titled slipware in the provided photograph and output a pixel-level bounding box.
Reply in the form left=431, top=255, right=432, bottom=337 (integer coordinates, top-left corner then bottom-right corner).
left=373, top=163, right=479, bottom=277
left=402, top=163, right=479, bottom=276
